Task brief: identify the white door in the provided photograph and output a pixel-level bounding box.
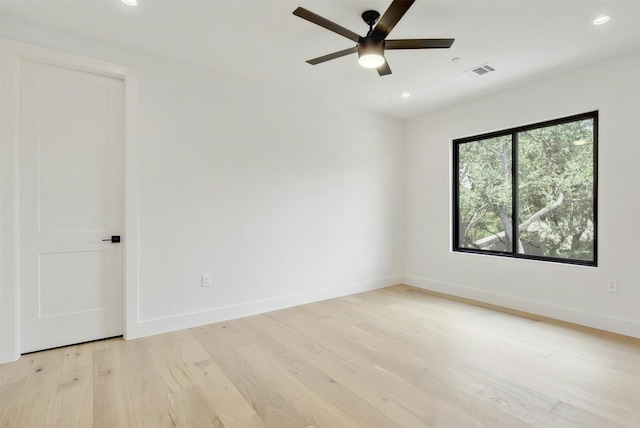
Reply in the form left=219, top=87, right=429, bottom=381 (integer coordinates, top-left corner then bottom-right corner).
left=19, top=59, right=124, bottom=353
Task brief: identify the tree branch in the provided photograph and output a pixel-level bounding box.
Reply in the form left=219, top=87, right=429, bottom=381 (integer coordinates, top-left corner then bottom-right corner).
left=518, top=191, right=565, bottom=233
left=474, top=192, right=565, bottom=249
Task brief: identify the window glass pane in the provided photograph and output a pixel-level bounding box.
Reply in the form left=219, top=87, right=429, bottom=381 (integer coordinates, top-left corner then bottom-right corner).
left=457, top=135, right=513, bottom=252
left=517, top=119, right=595, bottom=261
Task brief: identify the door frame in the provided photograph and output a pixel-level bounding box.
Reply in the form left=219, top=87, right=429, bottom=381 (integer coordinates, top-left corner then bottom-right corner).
left=1, top=38, right=140, bottom=363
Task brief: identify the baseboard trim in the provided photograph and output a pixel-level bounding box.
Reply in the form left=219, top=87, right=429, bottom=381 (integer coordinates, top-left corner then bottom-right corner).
left=400, top=275, right=640, bottom=339
left=135, top=275, right=402, bottom=338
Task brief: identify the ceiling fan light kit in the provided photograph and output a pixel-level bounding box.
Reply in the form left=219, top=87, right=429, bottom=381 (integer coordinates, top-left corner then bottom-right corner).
left=293, top=0, right=454, bottom=76
left=358, top=38, right=386, bottom=68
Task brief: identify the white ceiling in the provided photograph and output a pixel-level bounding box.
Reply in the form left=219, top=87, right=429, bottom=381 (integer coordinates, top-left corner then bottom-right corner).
left=2, top=0, right=640, bottom=119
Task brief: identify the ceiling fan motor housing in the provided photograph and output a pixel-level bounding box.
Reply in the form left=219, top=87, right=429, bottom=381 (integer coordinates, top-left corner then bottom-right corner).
left=358, top=37, right=385, bottom=68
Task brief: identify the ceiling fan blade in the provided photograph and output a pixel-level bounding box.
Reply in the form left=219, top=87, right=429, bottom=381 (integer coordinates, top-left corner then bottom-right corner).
left=371, top=0, right=415, bottom=40
left=306, top=46, right=358, bottom=65
left=385, top=38, right=455, bottom=50
left=377, top=61, right=392, bottom=76
left=293, top=7, right=361, bottom=43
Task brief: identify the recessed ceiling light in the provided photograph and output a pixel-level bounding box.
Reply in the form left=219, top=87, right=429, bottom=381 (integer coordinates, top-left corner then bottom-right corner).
left=122, top=0, right=138, bottom=6
left=593, top=15, right=611, bottom=25
left=401, top=92, right=411, bottom=98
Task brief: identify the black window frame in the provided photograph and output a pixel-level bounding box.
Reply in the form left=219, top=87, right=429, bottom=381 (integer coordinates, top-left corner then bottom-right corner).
left=452, top=111, right=598, bottom=267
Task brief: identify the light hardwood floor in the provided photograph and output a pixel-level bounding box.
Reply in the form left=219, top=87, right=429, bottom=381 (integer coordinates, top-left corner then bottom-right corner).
left=1, top=285, right=639, bottom=427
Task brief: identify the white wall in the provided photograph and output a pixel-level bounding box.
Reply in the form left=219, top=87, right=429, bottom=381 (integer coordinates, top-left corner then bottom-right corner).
left=403, top=49, right=640, bottom=337
left=134, top=59, right=404, bottom=330
left=0, top=18, right=403, bottom=362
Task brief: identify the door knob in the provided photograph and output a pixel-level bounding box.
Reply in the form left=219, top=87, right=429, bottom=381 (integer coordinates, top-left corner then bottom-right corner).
left=102, top=235, right=121, bottom=243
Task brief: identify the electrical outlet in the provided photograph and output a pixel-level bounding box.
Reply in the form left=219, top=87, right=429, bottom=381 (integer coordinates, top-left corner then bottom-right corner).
left=202, top=274, right=212, bottom=288
left=607, top=279, right=618, bottom=292
left=377, top=253, right=383, bottom=266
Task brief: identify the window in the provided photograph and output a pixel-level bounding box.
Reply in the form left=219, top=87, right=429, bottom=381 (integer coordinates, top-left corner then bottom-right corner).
left=453, top=112, right=597, bottom=266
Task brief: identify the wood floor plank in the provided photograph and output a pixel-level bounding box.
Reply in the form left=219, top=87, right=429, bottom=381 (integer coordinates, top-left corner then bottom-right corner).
left=0, top=398, right=51, bottom=427
left=306, top=316, right=533, bottom=427
left=473, top=383, right=558, bottom=427
left=548, top=400, right=628, bottom=428
left=0, top=351, right=33, bottom=386
left=546, top=351, right=640, bottom=403
left=46, top=343, right=94, bottom=427
left=93, top=338, right=136, bottom=427
left=146, top=339, right=199, bottom=394
left=167, top=385, right=224, bottom=428
left=234, top=343, right=362, bottom=428
left=328, top=289, right=640, bottom=427
left=188, top=359, right=267, bottom=428
left=9, top=348, right=63, bottom=406
left=1, top=285, right=638, bottom=428
left=191, top=321, right=314, bottom=427
left=273, top=350, right=406, bottom=428
left=264, top=307, right=495, bottom=427
left=119, top=338, right=175, bottom=427
left=145, top=329, right=211, bottom=364
left=237, top=313, right=407, bottom=428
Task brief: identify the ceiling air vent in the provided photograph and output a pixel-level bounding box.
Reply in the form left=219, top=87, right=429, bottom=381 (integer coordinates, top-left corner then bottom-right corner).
left=464, top=63, right=495, bottom=78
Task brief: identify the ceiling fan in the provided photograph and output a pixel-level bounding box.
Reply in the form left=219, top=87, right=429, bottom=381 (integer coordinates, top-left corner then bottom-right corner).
left=293, top=0, right=455, bottom=76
